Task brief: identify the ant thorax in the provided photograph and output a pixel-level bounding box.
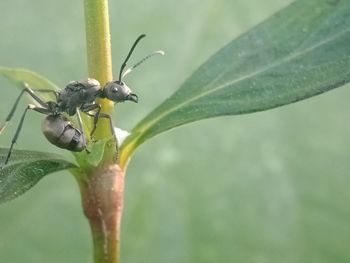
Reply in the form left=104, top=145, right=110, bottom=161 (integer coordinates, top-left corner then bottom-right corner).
left=58, top=79, right=101, bottom=116
left=46, top=101, right=61, bottom=115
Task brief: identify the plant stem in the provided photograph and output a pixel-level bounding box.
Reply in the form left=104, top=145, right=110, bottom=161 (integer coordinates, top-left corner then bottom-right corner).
left=77, top=164, right=125, bottom=263
left=84, top=0, right=114, bottom=139
left=82, top=1, right=125, bottom=263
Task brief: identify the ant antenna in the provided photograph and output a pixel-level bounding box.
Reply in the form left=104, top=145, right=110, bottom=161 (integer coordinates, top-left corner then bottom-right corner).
left=122, top=50, right=165, bottom=79
left=118, top=34, right=146, bottom=81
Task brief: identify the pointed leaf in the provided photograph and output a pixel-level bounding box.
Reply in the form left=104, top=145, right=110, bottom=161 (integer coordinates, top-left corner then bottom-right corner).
left=0, top=148, right=76, bottom=204
left=0, top=67, right=59, bottom=101
left=120, top=0, right=350, bottom=163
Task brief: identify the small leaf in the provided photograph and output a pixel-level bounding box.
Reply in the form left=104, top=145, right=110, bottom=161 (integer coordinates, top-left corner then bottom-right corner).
left=0, top=148, right=76, bottom=204
left=0, top=67, right=59, bottom=101
left=120, top=0, right=350, bottom=164
left=74, top=138, right=109, bottom=168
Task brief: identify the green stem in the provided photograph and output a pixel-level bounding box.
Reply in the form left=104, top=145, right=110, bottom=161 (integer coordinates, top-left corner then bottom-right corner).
left=84, top=0, right=114, bottom=140
left=82, top=1, right=125, bottom=263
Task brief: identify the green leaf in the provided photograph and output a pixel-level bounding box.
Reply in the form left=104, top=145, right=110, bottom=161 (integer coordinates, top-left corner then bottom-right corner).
left=120, top=0, right=350, bottom=163
left=0, top=67, right=59, bottom=101
left=0, top=148, right=76, bottom=204
left=74, top=138, right=113, bottom=168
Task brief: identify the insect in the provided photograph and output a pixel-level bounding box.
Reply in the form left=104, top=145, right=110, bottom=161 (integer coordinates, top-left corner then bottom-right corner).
left=0, top=83, right=87, bottom=166
left=0, top=34, right=164, bottom=166
left=58, top=34, right=164, bottom=137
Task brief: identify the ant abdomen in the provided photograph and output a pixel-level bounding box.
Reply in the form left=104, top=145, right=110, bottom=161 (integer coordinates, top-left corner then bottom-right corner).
left=42, top=115, right=86, bottom=152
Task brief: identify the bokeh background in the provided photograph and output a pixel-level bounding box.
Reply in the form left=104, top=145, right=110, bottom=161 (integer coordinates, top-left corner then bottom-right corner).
left=1, top=0, right=350, bottom=262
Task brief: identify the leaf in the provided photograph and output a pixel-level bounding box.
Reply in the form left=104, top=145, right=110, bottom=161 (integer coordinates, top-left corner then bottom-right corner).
left=0, top=148, right=76, bottom=204
left=74, top=138, right=112, bottom=168
left=119, top=0, right=350, bottom=164
left=0, top=67, right=60, bottom=101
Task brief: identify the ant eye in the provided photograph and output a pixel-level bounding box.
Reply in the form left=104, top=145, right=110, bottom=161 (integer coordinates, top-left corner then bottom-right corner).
left=111, top=87, right=119, bottom=93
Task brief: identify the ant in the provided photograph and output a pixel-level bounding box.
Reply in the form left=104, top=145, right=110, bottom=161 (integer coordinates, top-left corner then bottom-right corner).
left=0, top=34, right=164, bottom=166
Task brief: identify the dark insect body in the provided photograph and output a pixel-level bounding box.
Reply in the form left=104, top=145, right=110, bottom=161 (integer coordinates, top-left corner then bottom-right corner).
left=0, top=34, right=163, bottom=166
left=0, top=85, right=87, bottom=166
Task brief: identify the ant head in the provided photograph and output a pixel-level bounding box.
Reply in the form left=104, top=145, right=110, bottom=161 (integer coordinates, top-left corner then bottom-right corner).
left=105, top=34, right=164, bottom=103
left=104, top=80, right=138, bottom=103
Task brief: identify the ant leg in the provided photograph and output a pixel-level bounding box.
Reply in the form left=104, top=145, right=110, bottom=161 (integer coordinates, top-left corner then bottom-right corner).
left=75, top=109, right=88, bottom=151
left=20, top=83, right=49, bottom=107
left=99, top=113, right=115, bottom=139
left=35, top=89, right=59, bottom=101
left=2, top=104, right=50, bottom=166
left=84, top=111, right=116, bottom=143
left=80, top=103, right=101, bottom=137
left=90, top=106, right=101, bottom=137
left=0, top=83, right=49, bottom=134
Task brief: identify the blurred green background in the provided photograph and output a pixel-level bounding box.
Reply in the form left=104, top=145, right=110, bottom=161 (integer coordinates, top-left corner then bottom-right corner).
left=1, top=0, right=350, bottom=262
